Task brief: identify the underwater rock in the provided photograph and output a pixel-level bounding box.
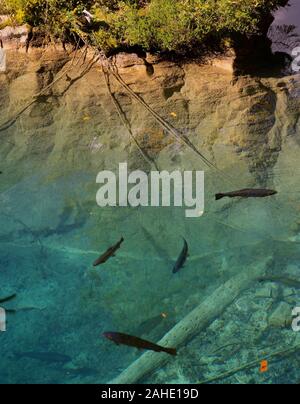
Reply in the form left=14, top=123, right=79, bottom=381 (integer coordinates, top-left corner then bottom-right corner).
left=282, top=287, right=296, bottom=298
left=255, top=283, right=279, bottom=299
left=286, top=264, right=300, bottom=278
left=268, top=302, right=292, bottom=328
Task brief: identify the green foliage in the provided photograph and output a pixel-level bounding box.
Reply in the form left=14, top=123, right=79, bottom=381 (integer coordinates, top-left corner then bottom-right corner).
left=1, top=0, right=288, bottom=54
left=0, top=0, right=26, bottom=25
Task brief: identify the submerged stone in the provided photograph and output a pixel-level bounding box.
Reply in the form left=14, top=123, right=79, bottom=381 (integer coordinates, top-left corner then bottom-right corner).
left=268, top=302, right=292, bottom=328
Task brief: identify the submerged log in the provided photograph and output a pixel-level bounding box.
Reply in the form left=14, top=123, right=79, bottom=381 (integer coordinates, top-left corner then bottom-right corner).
left=109, top=257, right=272, bottom=384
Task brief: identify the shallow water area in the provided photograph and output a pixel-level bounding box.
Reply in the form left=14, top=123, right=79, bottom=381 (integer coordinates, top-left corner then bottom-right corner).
left=1, top=30, right=300, bottom=383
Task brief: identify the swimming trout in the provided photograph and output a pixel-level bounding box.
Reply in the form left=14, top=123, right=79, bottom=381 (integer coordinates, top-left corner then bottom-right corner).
left=173, top=238, right=189, bottom=274
left=215, top=189, right=277, bottom=201
left=93, top=237, right=124, bottom=266
left=103, top=332, right=177, bottom=356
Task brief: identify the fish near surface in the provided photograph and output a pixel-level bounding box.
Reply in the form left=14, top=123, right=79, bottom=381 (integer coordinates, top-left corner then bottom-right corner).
left=103, top=332, right=177, bottom=356
left=215, top=189, right=277, bottom=201
left=173, top=238, right=189, bottom=274
left=93, top=237, right=124, bottom=266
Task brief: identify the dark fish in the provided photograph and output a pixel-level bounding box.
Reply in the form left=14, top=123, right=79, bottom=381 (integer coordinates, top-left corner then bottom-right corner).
left=103, top=332, right=177, bottom=356
left=93, top=237, right=124, bottom=266
left=15, top=351, right=71, bottom=363
left=0, top=294, right=17, bottom=304
left=215, top=188, right=277, bottom=200
left=173, top=238, right=189, bottom=274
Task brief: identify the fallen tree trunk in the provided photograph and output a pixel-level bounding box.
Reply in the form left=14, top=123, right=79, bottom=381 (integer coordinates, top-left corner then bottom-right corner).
left=108, top=257, right=272, bottom=384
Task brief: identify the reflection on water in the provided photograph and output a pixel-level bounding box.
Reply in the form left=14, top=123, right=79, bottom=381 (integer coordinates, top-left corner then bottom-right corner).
left=1, top=11, right=300, bottom=379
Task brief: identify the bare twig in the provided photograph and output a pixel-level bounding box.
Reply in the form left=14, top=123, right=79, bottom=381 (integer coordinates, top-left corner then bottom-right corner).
left=103, top=68, right=159, bottom=171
